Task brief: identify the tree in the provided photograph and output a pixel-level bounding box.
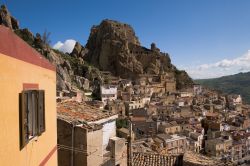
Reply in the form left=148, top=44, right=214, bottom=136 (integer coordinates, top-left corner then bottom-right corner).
left=42, top=29, right=51, bottom=46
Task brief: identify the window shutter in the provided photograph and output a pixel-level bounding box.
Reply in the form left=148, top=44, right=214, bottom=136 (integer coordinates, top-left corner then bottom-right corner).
left=31, top=91, right=38, bottom=136
left=38, top=90, right=45, bottom=135
left=20, top=91, right=28, bottom=149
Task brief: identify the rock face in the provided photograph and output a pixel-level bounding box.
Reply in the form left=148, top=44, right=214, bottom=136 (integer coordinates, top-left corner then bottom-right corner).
left=0, top=5, right=19, bottom=30
left=1, top=6, right=193, bottom=91
left=84, top=20, right=142, bottom=78
left=83, top=19, right=193, bottom=89
left=0, top=6, right=92, bottom=92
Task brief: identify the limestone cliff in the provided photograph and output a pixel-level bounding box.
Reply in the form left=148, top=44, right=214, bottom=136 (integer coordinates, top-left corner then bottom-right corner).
left=0, top=5, right=193, bottom=91
left=82, top=19, right=193, bottom=89
left=0, top=5, right=94, bottom=92
left=0, top=5, right=19, bottom=30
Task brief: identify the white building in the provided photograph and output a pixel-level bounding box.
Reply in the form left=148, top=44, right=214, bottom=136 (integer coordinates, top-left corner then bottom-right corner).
left=180, top=91, right=193, bottom=98
left=88, top=114, right=118, bottom=151
left=125, top=100, right=144, bottom=115
left=101, top=85, right=118, bottom=105
left=232, top=95, right=242, bottom=105
left=157, top=134, right=188, bottom=154
left=142, top=96, right=151, bottom=105
left=193, top=84, right=203, bottom=95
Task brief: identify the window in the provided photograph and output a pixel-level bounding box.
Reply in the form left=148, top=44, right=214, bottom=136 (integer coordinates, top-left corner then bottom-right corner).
left=20, top=90, right=45, bottom=149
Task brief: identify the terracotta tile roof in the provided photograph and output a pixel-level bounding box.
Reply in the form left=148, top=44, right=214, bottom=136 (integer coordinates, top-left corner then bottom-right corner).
left=183, top=151, right=222, bottom=165
left=132, top=152, right=182, bottom=166
left=205, top=112, right=219, bottom=117
left=57, top=100, right=117, bottom=123
left=131, top=117, right=146, bottom=122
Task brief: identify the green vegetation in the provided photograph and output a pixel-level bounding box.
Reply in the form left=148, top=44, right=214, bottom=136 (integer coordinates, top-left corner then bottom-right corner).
left=14, top=29, right=34, bottom=46
left=195, top=72, right=250, bottom=104
left=116, top=119, right=128, bottom=129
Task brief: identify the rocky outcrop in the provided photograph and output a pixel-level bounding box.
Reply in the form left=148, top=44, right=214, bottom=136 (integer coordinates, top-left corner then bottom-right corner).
left=82, top=19, right=193, bottom=89
left=175, top=70, right=193, bottom=89
left=1, top=6, right=193, bottom=91
left=71, top=42, right=88, bottom=59
left=0, top=5, right=19, bottom=30
left=0, top=6, right=92, bottom=92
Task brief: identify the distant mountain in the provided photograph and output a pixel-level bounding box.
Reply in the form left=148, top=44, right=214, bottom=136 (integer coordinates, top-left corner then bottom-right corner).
left=195, top=72, right=250, bottom=104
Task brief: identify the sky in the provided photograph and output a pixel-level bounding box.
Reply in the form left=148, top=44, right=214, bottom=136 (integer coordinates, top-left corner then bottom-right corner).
left=2, top=0, right=250, bottom=79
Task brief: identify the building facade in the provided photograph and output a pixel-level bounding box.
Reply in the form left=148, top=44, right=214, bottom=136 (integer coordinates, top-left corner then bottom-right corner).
left=0, top=25, right=57, bottom=166
left=101, top=85, right=118, bottom=105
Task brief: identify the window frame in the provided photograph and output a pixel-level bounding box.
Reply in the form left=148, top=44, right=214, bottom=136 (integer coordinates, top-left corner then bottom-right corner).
left=20, top=89, right=45, bottom=149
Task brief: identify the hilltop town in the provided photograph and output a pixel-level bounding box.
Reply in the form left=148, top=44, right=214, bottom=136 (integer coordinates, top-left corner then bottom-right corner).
left=1, top=4, right=250, bottom=166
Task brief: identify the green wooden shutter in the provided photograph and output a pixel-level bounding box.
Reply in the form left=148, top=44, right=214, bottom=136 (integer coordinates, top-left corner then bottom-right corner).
left=38, top=90, right=45, bottom=135
left=20, top=91, right=28, bottom=149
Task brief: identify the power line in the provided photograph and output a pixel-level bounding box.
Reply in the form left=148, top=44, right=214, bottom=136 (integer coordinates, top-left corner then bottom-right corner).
left=58, top=145, right=99, bottom=155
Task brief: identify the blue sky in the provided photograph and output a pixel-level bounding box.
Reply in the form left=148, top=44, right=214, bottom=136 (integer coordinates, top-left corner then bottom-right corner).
left=2, top=0, right=250, bottom=79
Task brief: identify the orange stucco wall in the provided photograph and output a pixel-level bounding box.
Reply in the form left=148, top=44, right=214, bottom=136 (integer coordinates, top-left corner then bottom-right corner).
left=0, top=53, right=57, bottom=166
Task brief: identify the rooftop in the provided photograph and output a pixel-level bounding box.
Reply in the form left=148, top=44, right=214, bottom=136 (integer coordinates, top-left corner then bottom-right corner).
left=161, top=121, right=178, bottom=128
left=133, top=152, right=182, bottom=166
left=183, top=151, right=222, bottom=165
left=206, top=138, right=232, bottom=145
left=157, top=134, right=186, bottom=143
left=57, top=100, right=117, bottom=123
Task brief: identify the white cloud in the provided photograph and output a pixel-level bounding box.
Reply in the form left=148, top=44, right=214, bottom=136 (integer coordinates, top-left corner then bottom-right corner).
left=182, top=51, right=250, bottom=79
left=53, top=39, right=76, bottom=53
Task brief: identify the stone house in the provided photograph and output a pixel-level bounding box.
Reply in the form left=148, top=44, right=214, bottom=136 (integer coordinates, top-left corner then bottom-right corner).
left=156, top=105, right=176, bottom=120
left=131, top=116, right=157, bottom=139
left=118, top=79, right=132, bottom=89
left=117, top=127, right=135, bottom=141
left=57, top=119, right=103, bottom=166
left=175, top=98, right=185, bottom=107
left=193, top=84, right=203, bottom=95
left=57, top=101, right=119, bottom=166
left=149, top=83, right=166, bottom=95
left=124, top=99, right=144, bottom=115
left=160, top=94, right=176, bottom=105
left=119, top=91, right=131, bottom=101
left=187, top=132, right=204, bottom=153
left=205, top=137, right=233, bottom=159
left=158, top=121, right=181, bottom=135
left=156, top=134, right=188, bottom=155
left=179, top=91, right=193, bottom=98
left=103, top=137, right=127, bottom=166
left=101, top=84, right=118, bottom=105
left=106, top=100, right=126, bottom=116
left=179, top=106, right=194, bottom=118
left=165, top=79, right=176, bottom=93
left=231, top=141, right=244, bottom=162
left=244, top=134, right=250, bottom=157
left=228, top=95, right=242, bottom=107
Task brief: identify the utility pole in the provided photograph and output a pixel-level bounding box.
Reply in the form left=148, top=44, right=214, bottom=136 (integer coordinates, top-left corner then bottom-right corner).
left=127, top=117, right=132, bottom=166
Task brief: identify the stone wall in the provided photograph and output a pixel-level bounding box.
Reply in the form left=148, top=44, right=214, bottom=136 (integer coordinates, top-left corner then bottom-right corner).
left=57, top=119, right=103, bottom=166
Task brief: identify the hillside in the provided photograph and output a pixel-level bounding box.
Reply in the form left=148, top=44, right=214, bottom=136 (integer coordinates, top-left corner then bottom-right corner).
left=195, top=72, right=250, bottom=104
left=0, top=5, right=193, bottom=92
